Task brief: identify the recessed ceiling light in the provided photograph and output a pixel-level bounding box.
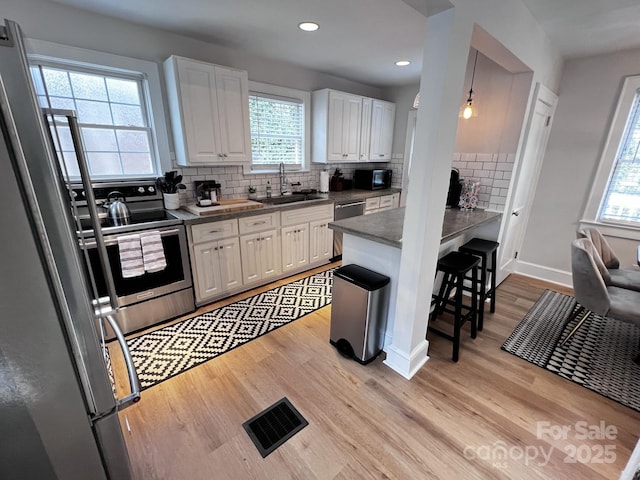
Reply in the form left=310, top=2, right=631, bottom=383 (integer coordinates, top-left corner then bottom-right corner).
left=298, top=22, right=319, bottom=32
left=395, top=60, right=411, bottom=67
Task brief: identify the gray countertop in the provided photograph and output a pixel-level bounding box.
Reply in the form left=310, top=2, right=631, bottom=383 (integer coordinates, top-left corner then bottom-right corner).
left=328, top=207, right=502, bottom=248
left=169, top=188, right=401, bottom=225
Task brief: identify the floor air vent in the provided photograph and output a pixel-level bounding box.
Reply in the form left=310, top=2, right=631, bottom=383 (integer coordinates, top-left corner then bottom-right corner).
left=242, top=397, right=309, bottom=457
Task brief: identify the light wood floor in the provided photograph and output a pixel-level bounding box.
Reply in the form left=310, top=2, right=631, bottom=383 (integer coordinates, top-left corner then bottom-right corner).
left=113, top=266, right=640, bottom=479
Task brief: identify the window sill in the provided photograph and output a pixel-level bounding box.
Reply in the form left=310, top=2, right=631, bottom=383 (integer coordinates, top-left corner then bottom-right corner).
left=579, top=219, right=640, bottom=241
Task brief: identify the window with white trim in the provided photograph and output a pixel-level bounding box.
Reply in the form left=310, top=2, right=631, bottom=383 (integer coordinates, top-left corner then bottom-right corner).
left=599, top=89, right=640, bottom=224
left=245, top=82, right=310, bottom=174
left=584, top=75, right=640, bottom=230
left=30, top=63, right=157, bottom=178
left=25, top=39, right=171, bottom=181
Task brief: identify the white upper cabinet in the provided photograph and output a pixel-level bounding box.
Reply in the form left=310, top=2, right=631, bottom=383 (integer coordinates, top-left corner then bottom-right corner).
left=359, top=97, right=372, bottom=162
left=315, top=89, right=362, bottom=162
left=369, top=100, right=396, bottom=162
left=163, top=55, right=251, bottom=166
left=312, top=88, right=395, bottom=163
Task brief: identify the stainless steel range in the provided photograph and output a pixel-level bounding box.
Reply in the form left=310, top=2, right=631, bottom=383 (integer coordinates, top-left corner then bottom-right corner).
left=73, top=180, right=195, bottom=338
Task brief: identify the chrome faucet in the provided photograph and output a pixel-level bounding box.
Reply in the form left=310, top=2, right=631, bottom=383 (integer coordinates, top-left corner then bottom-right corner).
left=279, top=162, right=288, bottom=196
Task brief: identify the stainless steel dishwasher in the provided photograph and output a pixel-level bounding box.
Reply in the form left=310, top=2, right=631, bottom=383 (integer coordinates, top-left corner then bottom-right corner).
left=333, top=200, right=365, bottom=259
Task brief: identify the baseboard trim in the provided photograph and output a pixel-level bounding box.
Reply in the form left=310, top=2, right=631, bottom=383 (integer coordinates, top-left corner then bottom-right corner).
left=514, top=260, right=572, bottom=288
left=383, top=340, right=430, bottom=380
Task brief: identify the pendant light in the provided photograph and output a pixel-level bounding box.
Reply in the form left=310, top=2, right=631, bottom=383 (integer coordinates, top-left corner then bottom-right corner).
left=462, top=49, right=478, bottom=120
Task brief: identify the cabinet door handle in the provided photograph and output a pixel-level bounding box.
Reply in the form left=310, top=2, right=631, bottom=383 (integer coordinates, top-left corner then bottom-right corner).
left=223, top=153, right=228, bottom=157
left=209, top=229, right=221, bottom=234
left=217, top=153, right=223, bottom=158
left=251, top=220, right=266, bottom=226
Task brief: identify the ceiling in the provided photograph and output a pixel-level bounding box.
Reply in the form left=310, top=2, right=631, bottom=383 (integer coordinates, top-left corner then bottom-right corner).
left=48, top=0, right=640, bottom=87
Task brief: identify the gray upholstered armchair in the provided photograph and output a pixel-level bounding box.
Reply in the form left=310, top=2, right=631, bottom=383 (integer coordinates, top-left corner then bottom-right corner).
left=568, top=238, right=640, bottom=364
left=577, top=228, right=640, bottom=292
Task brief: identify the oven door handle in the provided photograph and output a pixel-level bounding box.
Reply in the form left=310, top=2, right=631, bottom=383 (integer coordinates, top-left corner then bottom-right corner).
left=80, top=228, right=183, bottom=248
left=104, top=314, right=141, bottom=409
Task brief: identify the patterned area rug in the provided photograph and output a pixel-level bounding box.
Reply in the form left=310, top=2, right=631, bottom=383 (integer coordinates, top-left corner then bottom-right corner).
left=502, top=290, right=640, bottom=413
left=128, top=268, right=334, bottom=390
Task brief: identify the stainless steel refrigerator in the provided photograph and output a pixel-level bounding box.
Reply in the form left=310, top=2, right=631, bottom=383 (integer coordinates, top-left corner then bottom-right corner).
left=0, top=19, right=139, bottom=479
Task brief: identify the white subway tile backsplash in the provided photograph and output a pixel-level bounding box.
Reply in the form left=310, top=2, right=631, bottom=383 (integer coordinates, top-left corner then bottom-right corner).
left=453, top=150, right=515, bottom=210
left=483, top=162, right=497, bottom=171
left=175, top=159, right=401, bottom=201
left=476, top=153, right=493, bottom=163
left=473, top=170, right=491, bottom=178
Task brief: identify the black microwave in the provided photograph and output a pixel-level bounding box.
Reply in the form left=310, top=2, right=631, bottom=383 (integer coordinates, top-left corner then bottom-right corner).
left=354, top=169, right=392, bottom=190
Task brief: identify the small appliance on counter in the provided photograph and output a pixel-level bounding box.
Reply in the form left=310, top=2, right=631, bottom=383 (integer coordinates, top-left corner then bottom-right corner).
left=354, top=169, right=392, bottom=190
left=446, top=168, right=463, bottom=208
left=195, top=180, right=222, bottom=206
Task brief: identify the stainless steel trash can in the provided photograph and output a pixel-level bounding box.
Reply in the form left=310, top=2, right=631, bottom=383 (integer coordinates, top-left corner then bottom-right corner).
left=330, top=264, right=390, bottom=364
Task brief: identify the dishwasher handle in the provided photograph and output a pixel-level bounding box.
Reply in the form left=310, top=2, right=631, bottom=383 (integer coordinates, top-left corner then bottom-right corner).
left=335, top=200, right=365, bottom=209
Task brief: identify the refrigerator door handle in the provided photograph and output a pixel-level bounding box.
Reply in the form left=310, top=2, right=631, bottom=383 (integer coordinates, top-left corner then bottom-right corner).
left=104, top=314, right=141, bottom=409
left=43, top=108, right=119, bottom=312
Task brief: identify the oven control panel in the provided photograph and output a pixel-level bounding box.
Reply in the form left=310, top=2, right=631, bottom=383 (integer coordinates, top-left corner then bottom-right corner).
left=69, top=181, right=161, bottom=203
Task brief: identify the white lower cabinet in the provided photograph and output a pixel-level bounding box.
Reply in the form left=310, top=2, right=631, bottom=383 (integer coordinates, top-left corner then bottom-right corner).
left=240, top=229, right=280, bottom=285
left=364, top=196, right=380, bottom=215
left=378, top=194, right=395, bottom=212
left=309, top=219, right=333, bottom=263
left=365, top=193, right=400, bottom=214
left=190, top=203, right=335, bottom=307
left=281, top=224, right=310, bottom=272
left=280, top=203, right=333, bottom=273
left=192, top=236, right=242, bottom=303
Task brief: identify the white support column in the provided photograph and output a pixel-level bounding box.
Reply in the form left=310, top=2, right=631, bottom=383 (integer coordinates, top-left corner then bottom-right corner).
left=383, top=7, right=474, bottom=379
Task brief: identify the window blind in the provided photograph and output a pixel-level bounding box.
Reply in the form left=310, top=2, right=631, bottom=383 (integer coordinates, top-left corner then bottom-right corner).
left=249, top=93, right=303, bottom=166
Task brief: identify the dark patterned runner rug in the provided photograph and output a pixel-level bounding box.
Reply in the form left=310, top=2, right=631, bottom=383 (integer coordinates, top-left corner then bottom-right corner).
left=128, top=268, right=334, bottom=390
left=502, top=289, right=640, bottom=413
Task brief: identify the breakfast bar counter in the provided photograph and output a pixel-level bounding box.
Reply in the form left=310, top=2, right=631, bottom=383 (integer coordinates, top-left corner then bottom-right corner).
left=328, top=207, right=502, bottom=350
left=328, top=207, right=501, bottom=248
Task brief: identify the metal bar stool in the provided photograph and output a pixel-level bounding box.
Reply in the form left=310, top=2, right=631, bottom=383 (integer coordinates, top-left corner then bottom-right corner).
left=428, top=251, right=480, bottom=362
left=459, top=238, right=499, bottom=331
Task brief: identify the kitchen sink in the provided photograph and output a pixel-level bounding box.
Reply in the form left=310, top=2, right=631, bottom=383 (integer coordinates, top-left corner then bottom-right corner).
left=260, top=193, right=325, bottom=205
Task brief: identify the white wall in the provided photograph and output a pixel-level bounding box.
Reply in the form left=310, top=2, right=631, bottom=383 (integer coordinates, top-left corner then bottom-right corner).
left=521, top=47, right=640, bottom=274
left=385, top=51, right=532, bottom=159
left=455, top=51, right=531, bottom=153
left=384, top=83, right=420, bottom=156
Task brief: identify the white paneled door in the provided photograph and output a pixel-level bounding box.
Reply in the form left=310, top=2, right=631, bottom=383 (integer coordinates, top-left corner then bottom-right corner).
left=498, top=83, right=558, bottom=282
